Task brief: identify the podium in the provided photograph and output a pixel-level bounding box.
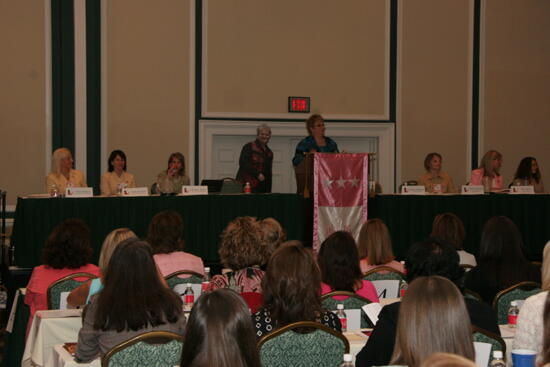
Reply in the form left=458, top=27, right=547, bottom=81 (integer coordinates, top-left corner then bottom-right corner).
left=294, top=153, right=315, bottom=197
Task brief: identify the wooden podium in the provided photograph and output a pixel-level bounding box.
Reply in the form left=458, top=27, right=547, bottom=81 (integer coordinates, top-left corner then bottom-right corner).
left=294, top=153, right=315, bottom=197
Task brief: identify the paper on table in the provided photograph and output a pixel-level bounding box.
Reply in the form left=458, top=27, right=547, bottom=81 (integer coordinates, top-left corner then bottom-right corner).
left=474, top=342, right=492, bottom=367
left=362, top=303, right=383, bottom=326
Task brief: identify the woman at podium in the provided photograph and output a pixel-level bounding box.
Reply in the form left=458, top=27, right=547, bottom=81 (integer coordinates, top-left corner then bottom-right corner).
left=292, top=114, right=339, bottom=167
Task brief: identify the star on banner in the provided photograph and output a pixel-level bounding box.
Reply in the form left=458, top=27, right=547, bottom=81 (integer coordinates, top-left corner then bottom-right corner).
left=337, top=177, right=346, bottom=188
left=349, top=177, right=360, bottom=187
left=323, top=179, right=334, bottom=188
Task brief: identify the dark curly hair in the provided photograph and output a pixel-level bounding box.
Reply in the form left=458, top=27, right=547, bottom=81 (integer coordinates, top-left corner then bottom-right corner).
left=318, top=231, right=363, bottom=292
left=514, top=156, right=540, bottom=183
left=42, top=218, right=93, bottom=269
left=147, top=210, right=184, bottom=254
left=405, top=239, right=464, bottom=290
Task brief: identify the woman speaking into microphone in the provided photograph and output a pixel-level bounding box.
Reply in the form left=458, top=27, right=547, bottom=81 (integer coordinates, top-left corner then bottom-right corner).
left=154, top=152, right=190, bottom=194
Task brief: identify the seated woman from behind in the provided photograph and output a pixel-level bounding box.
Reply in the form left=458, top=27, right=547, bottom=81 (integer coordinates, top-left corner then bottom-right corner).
left=391, top=276, right=475, bottom=367
left=180, top=289, right=261, bottom=367
left=430, top=213, right=476, bottom=267
left=67, top=228, right=136, bottom=307
left=357, top=219, right=405, bottom=274
left=208, top=216, right=267, bottom=293
left=75, top=239, right=186, bottom=362
left=253, top=242, right=341, bottom=338
left=148, top=210, right=204, bottom=278
left=318, top=231, right=379, bottom=303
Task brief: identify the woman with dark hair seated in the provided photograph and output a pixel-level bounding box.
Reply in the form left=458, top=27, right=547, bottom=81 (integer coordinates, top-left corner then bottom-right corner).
left=465, top=216, right=540, bottom=305
left=181, top=289, right=261, bottom=367
left=75, top=239, right=186, bottom=362
left=430, top=213, right=476, bottom=267
left=355, top=239, right=499, bottom=367
left=318, top=231, right=379, bottom=302
left=25, top=219, right=101, bottom=329
left=147, top=210, right=204, bottom=277
left=252, top=242, right=341, bottom=338
left=390, top=276, right=475, bottom=367
left=208, top=216, right=267, bottom=292
left=512, top=156, right=545, bottom=193
left=100, top=150, right=136, bottom=196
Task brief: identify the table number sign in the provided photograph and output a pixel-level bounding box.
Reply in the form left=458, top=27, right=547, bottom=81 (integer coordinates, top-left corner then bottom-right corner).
left=509, top=186, right=535, bottom=194
left=121, top=187, right=149, bottom=197
left=401, top=185, right=426, bottom=195
left=65, top=187, right=93, bottom=198
left=181, top=186, right=208, bottom=196
left=461, top=185, right=484, bottom=195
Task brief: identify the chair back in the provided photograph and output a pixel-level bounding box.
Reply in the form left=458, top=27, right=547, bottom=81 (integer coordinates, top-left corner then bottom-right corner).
left=164, top=270, right=204, bottom=289
left=492, top=281, right=541, bottom=324
left=363, top=267, right=405, bottom=299
left=47, top=272, right=98, bottom=309
left=220, top=177, right=243, bottom=194
left=258, top=321, right=349, bottom=367
left=464, top=288, right=483, bottom=302
left=321, top=291, right=371, bottom=328
left=472, top=326, right=506, bottom=366
left=101, top=331, right=183, bottom=367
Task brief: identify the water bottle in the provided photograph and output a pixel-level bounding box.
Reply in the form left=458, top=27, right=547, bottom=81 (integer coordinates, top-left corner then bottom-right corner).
left=182, top=283, right=194, bottom=311
left=489, top=351, right=505, bottom=367
left=202, top=267, right=211, bottom=292
left=340, top=353, right=353, bottom=367
left=337, top=304, right=347, bottom=332
left=399, top=280, right=408, bottom=298
left=244, top=182, right=252, bottom=194
left=507, top=300, right=519, bottom=328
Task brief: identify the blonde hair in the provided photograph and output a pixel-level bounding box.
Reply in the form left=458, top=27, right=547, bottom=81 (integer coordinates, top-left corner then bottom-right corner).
left=478, top=150, right=502, bottom=176
left=542, top=241, right=550, bottom=291
left=99, top=228, right=137, bottom=273
left=420, top=353, right=477, bottom=367
left=391, top=276, right=475, bottom=367
left=260, top=217, right=286, bottom=258
left=50, top=147, right=72, bottom=175
left=357, top=219, right=395, bottom=265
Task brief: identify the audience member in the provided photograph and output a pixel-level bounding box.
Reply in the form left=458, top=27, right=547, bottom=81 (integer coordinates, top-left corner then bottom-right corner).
left=75, top=239, right=186, bottom=362
left=148, top=210, right=204, bottom=278
left=390, top=276, right=475, bottom=367
left=513, top=241, right=550, bottom=357
left=418, top=152, right=456, bottom=193
left=357, top=219, right=405, bottom=274
left=512, top=156, right=545, bottom=193
left=154, top=152, right=190, bottom=194
left=259, top=217, right=286, bottom=260
left=253, top=242, right=341, bottom=338
left=67, top=228, right=136, bottom=307
left=470, top=150, right=503, bottom=191
left=538, top=292, right=550, bottom=367
left=45, top=147, right=87, bottom=193
left=25, top=219, right=100, bottom=331
left=355, top=239, right=499, bottom=367
left=318, top=231, right=379, bottom=303
left=208, top=216, right=267, bottom=292
left=430, top=213, right=476, bottom=267
left=180, top=289, right=261, bottom=367
left=465, top=216, right=540, bottom=305
left=236, top=124, right=274, bottom=193
left=100, top=150, right=136, bottom=196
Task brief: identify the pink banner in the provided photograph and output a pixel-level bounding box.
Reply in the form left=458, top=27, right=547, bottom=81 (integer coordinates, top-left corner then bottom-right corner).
left=313, top=153, right=369, bottom=252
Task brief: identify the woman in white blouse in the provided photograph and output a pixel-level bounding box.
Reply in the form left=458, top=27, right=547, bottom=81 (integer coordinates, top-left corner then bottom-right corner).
left=100, top=150, right=136, bottom=196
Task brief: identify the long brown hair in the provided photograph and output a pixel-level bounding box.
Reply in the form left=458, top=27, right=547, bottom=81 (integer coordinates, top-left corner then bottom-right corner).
left=357, top=219, right=395, bottom=265
left=478, top=150, right=502, bottom=177
left=430, top=213, right=466, bottom=251
left=181, top=289, right=261, bottom=367
left=318, top=231, right=362, bottom=292
left=391, top=276, right=475, bottom=367
left=262, top=242, right=323, bottom=327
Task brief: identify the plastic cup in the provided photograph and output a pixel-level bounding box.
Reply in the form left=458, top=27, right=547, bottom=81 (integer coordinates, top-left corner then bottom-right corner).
left=511, top=349, right=537, bottom=367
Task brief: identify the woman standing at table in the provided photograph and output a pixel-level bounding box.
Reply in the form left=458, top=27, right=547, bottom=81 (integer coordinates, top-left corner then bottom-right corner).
left=100, top=150, right=136, bottom=196
left=75, top=239, right=186, bottom=362
left=45, top=147, right=87, bottom=194
left=512, top=156, right=545, bottom=193
left=418, top=152, right=456, bottom=193
left=236, top=124, right=274, bottom=193
left=292, top=114, right=339, bottom=167
left=470, top=150, right=503, bottom=191
left=154, top=152, right=190, bottom=194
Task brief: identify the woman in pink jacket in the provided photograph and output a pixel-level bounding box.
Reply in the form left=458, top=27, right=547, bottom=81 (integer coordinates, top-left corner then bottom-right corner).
left=470, top=150, right=503, bottom=192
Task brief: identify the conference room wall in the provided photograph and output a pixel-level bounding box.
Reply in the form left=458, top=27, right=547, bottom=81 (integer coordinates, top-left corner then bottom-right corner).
left=482, top=0, right=550, bottom=186
left=104, top=0, right=193, bottom=188
left=0, top=1, right=47, bottom=205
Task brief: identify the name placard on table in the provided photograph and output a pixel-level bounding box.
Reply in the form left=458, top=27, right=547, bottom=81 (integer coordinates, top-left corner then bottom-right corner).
left=65, top=187, right=93, bottom=198
left=461, top=185, right=484, bottom=195
left=181, top=186, right=208, bottom=196
left=509, top=186, right=535, bottom=194
left=121, top=187, right=149, bottom=197
left=400, top=185, right=426, bottom=195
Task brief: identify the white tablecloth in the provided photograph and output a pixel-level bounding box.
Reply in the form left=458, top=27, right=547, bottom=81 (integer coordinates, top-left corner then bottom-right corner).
left=22, top=309, right=83, bottom=367
left=49, top=345, right=99, bottom=367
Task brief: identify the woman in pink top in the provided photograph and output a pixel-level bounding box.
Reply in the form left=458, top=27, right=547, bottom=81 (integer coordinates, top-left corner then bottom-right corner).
left=470, top=150, right=503, bottom=192
left=318, top=231, right=379, bottom=303
left=25, top=219, right=101, bottom=333
left=357, top=219, right=405, bottom=274
left=147, top=211, right=204, bottom=277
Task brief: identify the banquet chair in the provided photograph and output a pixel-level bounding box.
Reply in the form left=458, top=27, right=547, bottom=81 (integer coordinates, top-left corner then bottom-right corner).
left=220, top=177, right=243, bottom=194
left=464, top=288, right=483, bottom=303
left=164, top=270, right=204, bottom=289
left=363, top=267, right=405, bottom=299
left=472, top=326, right=506, bottom=365
left=258, top=321, right=349, bottom=367
left=321, top=291, right=372, bottom=328
left=47, top=272, right=98, bottom=309
left=101, top=331, right=183, bottom=367
left=492, top=281, right=541, bottom=324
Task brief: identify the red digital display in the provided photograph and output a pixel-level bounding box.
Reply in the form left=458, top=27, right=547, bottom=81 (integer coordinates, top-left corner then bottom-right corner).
left=288, top=97, right=310, bottom=113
